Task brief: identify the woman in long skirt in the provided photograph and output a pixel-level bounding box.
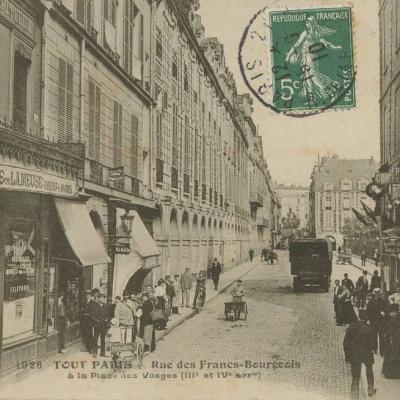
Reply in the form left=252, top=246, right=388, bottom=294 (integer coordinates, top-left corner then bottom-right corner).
left=339, top=285, right=358, bottom=324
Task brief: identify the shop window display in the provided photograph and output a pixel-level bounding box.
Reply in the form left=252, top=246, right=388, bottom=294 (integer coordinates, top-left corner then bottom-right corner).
left=3, top=220, right=37, bottom=342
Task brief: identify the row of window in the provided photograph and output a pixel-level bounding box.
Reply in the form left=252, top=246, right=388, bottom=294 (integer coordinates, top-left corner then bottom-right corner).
left=323, top=181, right=368, bottom=191
left=57, top=57, right=140, bottom=177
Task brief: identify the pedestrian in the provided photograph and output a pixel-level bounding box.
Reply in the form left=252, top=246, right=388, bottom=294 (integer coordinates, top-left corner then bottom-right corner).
left=361, top=250, right=367, bottom=267
left=114, top=291, right=136, bottom=343
left=366, top=288, right=388, bottom=356
left=172, top=274, right=181, bottom=314
left=80, top=289, right=94, bottom=354
left=140, top=291, right=156, bottom=355
left=210, top=258, right=222, bottom=290
left=154, top=279, right=167, bottom=329
left=249, top=248, right=254, bottom=262
left=180, top=267, right=192, bottom=308
left=356, top=270, right=369, bottom=309
left=373, top=248, right=379, bottom=267
left=88, top=288, right=108, bottom=357
left=338, top=245, right=342, bottom=254
left=57, top=292, right=67, bottom=354
left=342, top=273, right=355, bottom=295
left=193, top=271, right=207, bottom=309
left=338, top=284, right=358, bottom=324
left=370, top=270, right=382, bottom=292
left=381, top=303, right=400, bottom=379
left=109, top=295, right=121, bottom=319
left=388, top=285, right=400, bottom=306
left=261, top=247, right=268, bottom=262
left=165, top=276, right=175, bottom=316
left=333, top=280, right=345, bottom=325
left=343, top=309, right=378, bottom=399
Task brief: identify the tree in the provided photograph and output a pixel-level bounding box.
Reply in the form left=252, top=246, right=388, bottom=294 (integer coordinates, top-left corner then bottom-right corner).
left=340, top=217, right=377, bottom=240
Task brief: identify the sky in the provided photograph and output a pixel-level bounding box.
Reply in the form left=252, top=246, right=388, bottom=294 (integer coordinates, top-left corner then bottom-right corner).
left=198, top=0, right=380, bottom=186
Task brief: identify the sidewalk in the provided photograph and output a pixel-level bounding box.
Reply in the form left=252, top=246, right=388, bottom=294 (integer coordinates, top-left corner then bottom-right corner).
left=0, top=258, right=258, bottom=386
left=156, top=259, right=257, bottom=342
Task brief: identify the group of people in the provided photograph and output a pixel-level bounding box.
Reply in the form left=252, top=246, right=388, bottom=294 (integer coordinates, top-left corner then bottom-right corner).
left=338, top=269, right=400, bottom=399
left=261, top=247, right=277, bottom=264
left=74, top=258, right=225, bottom=358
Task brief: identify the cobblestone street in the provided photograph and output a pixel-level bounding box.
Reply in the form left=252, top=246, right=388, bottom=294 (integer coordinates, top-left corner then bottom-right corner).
left=2, top=251, right=400, bottom=400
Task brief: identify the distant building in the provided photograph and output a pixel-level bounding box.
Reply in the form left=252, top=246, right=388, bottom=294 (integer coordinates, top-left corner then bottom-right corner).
left=276, top=184, right=309, bottom=231
left=309, top=155, right=378, bottom=244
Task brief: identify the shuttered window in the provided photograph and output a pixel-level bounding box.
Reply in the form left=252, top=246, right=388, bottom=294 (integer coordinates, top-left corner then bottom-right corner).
left=76, top=0, right=92, bottom=27
left=130, top=114, right=139, bottom=177
left=58, top=58, right=73, bottom=143
left=194, top=127, right=199, bottom=180
left=123, top=0, right=138, bottom=74
left=113, top=100, right=123, bottom=168
left=88, top=80, right=101, bottom=161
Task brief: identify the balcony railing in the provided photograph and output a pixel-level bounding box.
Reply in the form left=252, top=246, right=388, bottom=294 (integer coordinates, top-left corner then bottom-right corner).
left=89, top=159, right=103, bottom=185
left=131, top=176, right=140, bottom=196
left=171, top=166, right=178, bottom=190
left=250, top=191, right=264, bottom=208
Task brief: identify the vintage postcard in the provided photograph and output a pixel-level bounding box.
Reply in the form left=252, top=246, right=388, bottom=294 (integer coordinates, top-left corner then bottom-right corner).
left=0, top=0, right=398, bottom=399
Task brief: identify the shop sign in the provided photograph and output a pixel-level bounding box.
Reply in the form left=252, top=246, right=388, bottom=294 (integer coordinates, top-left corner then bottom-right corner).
left=108, top=166, right=124, bottom=183
left=382, top=238, right=400, bottom=254
left=0, top=0, right=35, bottom=36
left=390, top=159, right=400, bottom=183
left=0, top=164, right=78, bottom=197
left=375, top=172, right=392, bottom=185
left=113, top=243, right=130, bottom=255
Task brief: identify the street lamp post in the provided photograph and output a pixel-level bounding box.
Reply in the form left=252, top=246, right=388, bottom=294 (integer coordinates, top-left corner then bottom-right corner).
left=107, top=210, right=135, bottom=303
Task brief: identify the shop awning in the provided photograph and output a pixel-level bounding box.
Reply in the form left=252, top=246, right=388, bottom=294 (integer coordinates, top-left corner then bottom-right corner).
left=130, top=210, right=160, bottom=258
left=112, top=209, right=160, bottom=296
left=54, top=198, right=111, bottom=266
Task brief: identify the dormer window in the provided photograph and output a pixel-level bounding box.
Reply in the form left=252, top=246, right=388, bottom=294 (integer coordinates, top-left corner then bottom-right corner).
left=341, top=180, right=352, bottom=191
left=324, top=182, right=333, bottom=191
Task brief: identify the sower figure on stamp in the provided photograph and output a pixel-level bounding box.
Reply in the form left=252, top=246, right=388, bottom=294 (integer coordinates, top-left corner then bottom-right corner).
left=285, top=16, right=342, bottom=103
left=343, top=310, right=377, bottom=399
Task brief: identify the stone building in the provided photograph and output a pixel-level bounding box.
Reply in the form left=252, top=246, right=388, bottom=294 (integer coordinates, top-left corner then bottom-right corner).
left=309, top=155, right=378, bottom=244
left=150, top=0, right=278, bottom=277
left=377, top=0, right=400, bottom=289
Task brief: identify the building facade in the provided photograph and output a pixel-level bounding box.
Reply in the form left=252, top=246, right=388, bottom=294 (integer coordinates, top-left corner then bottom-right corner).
left=150, top=0, right=278, bottom=278
left=309, top=155, right=378, bottom=245
left=378, top=0, right=400, bottom=290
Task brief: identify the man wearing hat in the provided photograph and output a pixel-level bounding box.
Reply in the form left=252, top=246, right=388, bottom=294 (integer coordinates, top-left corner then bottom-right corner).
left=356, top=270, right=369, bottom=309
left=370, top=270, right=382, bottom=292
left=80, top=289, right=94, bottom=354
left=366, top=287, right=389, bottom=355
left=114, top=290, right=137, bottom=343
left=343, top=309, right=377, bottom=399
left=87, top=288, right=108, bottom=357
left=180, top=268, right=192, bottom=308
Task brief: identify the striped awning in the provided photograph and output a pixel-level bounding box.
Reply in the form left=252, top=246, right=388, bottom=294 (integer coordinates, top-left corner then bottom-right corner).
left=54, top=198, right=111, bottom=266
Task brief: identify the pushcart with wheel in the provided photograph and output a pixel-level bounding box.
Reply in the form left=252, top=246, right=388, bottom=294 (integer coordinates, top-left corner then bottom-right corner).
left=109, top=340, right=144, bottom=369
left=224, top=300, right=248, bottom=321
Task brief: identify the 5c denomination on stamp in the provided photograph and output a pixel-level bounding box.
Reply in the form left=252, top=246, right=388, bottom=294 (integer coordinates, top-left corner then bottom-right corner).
left=239, top=6, right=356, bottom=116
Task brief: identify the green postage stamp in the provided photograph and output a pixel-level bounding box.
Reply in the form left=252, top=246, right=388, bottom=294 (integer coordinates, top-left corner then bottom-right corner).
left=269, top=7, right=355, bottom=112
